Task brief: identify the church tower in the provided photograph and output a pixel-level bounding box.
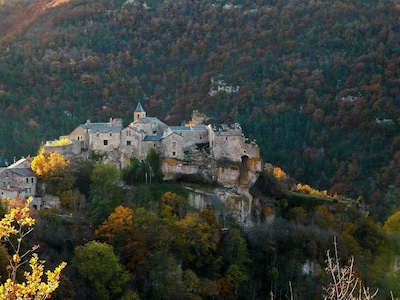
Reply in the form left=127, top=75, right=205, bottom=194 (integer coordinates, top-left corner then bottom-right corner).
left=134, top=103, right=146, bottom=122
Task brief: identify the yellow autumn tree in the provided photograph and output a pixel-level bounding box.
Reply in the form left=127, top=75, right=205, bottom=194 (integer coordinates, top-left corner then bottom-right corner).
left=0, top=197, right=66, bottom=299
left=273, top=167, right=287, bottom=182
left=31, top=148, right=70, bottom=180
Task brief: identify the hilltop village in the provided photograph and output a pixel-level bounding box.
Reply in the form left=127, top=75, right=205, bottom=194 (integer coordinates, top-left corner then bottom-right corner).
left=0, top=104, right=262, bottom=223
left=44, top=103, right=261, bottom=188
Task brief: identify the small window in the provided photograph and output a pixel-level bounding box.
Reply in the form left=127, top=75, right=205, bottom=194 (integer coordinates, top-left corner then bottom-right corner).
left=77, top=136, right=80, bottom=140
left=110, top=133, right=112, bottom=137
left=172, top=151, right=176, bottom=156
left=96, top=133, right=99, bottom=137
left=104, top=140, right=108, bottom=146
left=172, top=142, right=176, bottom=149
left=127, top=141, right=131, bottom=146
left=26, top=178, right=29, bottom=183
left=31, top=178, right=34, bottom=183
left=153, top=131, right=157, bottom=134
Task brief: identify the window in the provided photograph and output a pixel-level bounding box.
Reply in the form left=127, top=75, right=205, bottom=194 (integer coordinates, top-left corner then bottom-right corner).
left=96, top=133, right=99, bottom=137
left=172, top=151, right=176, bottom=156
left=172, top=142, right=176, bottom=149
left=110, top=133, right=112, bottom=136
left=26, top=178, right=29, bottom=183
left=104, top=140, right=108, bottom=146
left=127, top=141, right=131, bottom=146
left=31, top=178, right=34, bottom=183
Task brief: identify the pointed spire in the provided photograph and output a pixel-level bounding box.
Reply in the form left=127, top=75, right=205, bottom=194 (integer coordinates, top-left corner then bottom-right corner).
left=135, top=102, right=145, bottom=113
left=134, top=103, right=146, bottom=122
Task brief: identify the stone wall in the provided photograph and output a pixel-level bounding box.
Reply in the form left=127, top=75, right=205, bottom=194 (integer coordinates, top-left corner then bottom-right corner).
left=12, top=174, right=36, bottom=197
left=44, top=140, right=82, bottom=159
left=89, top=131, right=121, bottom=152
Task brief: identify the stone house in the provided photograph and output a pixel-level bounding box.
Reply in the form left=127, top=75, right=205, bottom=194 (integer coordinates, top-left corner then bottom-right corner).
left=45, top=103, right=261, bottom=178
left=0, top=157, right=37, bottom=199
left=161, top=131, right=185, bottom=160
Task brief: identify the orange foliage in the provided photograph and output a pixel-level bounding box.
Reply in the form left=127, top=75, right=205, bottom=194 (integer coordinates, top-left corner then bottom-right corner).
left=95, top=206, right=134, bottom=243
left=273, top=167, right=287, bottom=182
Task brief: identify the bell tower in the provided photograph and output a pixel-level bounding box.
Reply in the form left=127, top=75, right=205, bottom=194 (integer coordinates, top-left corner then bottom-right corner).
left=134, top=103, right=146, bottom=122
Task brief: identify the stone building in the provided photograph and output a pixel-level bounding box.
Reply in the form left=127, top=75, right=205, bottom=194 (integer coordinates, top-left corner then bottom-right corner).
left=45, top=103, right=261, bottom=185
left=0, top=157, right=37, bottom=199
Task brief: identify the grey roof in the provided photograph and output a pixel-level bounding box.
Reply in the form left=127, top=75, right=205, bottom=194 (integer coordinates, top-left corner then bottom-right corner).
left=170, top=126, right=191, bottom=131
left=191, top=125, right=208, bottom=130
left=82, top=123, right=123, bottom=133
left=135, top=117, right=168, bottom=128
left=143, top=135, right=163, bottom=141
left=169, top=125, right=208, bottom=131
left=10, top=168, right=36, bottom=177
left=135, top=103, right=145, bottom=113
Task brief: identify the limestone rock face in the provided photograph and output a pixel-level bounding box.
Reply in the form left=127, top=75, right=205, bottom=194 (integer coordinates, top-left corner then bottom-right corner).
left=162, top=155, right=262, bottom=227
left=187, top=187, right=254, bottom=228
left=161, top=156, right=260, bottom=189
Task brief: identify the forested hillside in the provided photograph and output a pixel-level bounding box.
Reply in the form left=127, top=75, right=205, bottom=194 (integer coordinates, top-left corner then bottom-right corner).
left=0, top=0, right=400, bottom=219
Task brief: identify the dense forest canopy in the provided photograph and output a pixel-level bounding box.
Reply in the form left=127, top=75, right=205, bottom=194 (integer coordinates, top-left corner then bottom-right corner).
left=0, top=0, right=400, bottom=218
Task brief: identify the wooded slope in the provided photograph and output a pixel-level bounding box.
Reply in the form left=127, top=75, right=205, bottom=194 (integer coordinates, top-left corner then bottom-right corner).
left=0, top=0, right=399, bottom=219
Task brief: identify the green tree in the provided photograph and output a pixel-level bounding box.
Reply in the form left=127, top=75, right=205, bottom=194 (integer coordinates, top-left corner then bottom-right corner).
left=72, top=241, right=129, bottom=300
left=226, top=264, right=249, bottom=290
left=146, top=148, right=163, bottom=182
left=219, top=228, right=251, bottom=269
left=87, top=163, right=124, bottom=226
left=176, top=209, right=221, bottom=270
left=122, top=157, right=145, bottom=184
left=383, top=211, right=400, bottom=234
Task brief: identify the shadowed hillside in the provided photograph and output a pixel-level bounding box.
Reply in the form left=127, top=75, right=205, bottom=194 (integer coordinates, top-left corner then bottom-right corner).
left=0, top=0, right=399, bottom=220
